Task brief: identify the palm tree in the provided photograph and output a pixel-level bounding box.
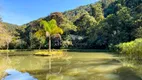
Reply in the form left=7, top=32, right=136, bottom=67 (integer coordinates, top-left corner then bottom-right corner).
left=40, top=19, right=63, bottom=71
left=40, top=19, right=63, bottom=52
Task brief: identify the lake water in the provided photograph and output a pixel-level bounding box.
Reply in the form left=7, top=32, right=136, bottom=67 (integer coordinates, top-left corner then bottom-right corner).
left=0, top=51, right=141, bottom=80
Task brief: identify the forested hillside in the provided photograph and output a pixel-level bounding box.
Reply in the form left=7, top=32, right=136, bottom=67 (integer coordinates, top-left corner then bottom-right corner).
left=0, top=0, right=142, bottom=49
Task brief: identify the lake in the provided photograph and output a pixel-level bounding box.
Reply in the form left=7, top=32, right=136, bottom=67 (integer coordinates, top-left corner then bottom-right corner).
left=0, top=51, right=142, bottom=80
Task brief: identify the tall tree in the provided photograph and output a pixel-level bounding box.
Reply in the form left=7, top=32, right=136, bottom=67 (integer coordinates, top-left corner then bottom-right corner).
left=40, top=19, right=63, bottom=52
left=74, top=14, right=97, bottom=36
left=91, top=3, right=104, bottom=22
left=40, top=19, right=63, bottom=71
left=34, top=29, right=46, bottom=49
left=0, top=22, right=13, bottom=59
left=47, top=12, right=77, bottom=32
left=0, top=23, right=13, bottom=49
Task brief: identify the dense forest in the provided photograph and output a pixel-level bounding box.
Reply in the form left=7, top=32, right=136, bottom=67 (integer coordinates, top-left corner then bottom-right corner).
left=0, top=0, right=142, bottom=50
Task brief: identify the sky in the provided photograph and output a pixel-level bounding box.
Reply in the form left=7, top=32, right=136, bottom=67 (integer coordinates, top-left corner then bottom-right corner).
left=0, top=0, right=98, bottom=25
left=3, top=69, right=37, bottom=80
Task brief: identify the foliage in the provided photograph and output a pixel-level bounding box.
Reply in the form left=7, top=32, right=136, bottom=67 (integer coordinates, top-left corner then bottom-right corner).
left=34, top=30, right=46, bottom=49
left=135, top=27, right=142, bottom=38
left=74, top=14, right=97, bottom=36
left=40, top=19, right=62, bottom=35
left=3, top=22, right=18, bottom=33
left=116, top=38, right=142, bottom=60
left=64, top=7, right=89, bottom=22
left=101, top=0, right=115, bottom=8
left=0, top=23, right=13, bottom=49
left=46, top=12, right=77, bottom=32
left=39, top=19, right=63, bottom=51
left=90, top=3, right=104, bottom=22
left=62, top=35, right=73, bottom=48
left=40, top=19, right=63, bottom=36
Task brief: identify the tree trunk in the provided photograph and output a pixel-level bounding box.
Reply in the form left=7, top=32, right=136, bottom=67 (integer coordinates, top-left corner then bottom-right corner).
left=39, top=44, right=41, bottom=50
left=6, top=42, right=9, bottom=58
left=48, top=35, right=52, bottom=72
left=49, top=36, right=51, bottom=52
left=6, top=42, right=10, bottom=64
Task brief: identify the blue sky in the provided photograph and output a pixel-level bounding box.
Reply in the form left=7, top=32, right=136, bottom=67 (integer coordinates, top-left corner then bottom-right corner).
left=0, top=0, right=98, bottom=25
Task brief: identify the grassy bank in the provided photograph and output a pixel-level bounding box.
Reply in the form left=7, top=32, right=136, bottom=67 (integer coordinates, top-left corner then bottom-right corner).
left=0, top=49, right=111, bottom=56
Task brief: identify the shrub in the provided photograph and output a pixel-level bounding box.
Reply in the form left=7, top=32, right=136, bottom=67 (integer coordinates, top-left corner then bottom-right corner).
left=116, top=38, right=142, bottom=60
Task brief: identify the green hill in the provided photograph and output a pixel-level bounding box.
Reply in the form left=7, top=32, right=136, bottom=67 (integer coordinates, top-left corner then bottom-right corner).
left=2, top=0, right=142, bottom=49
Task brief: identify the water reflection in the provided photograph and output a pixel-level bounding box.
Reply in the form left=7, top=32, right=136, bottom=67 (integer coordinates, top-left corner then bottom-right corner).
left=2, top=69, right=37, bottom=80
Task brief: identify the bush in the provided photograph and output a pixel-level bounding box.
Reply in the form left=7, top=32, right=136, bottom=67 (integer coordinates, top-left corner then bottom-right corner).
left=116, top=38, right=142, bottom=60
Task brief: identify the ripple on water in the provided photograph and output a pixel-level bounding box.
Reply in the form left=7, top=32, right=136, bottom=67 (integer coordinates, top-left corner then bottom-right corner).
left=46, top=74, right=76, bottom=80
left=87, top=65, right=122, bottom=73
left=63, top=68, right=87, bottom=76
left=104, top=74, right=120, bottom=80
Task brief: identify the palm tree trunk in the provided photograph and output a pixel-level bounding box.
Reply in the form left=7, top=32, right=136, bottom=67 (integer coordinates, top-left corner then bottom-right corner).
left=49, top=36, right=51, bottom=52
left=39, top=44, right=41, bottom=50
left=48, top=35, right=52, bottom=72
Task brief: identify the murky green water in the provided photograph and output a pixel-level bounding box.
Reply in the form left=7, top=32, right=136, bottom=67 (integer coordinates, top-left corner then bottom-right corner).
left=0, top=51, right=142, bottom=80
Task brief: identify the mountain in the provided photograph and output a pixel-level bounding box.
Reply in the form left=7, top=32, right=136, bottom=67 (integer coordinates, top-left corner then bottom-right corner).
left=3, top=22, right=18, bottom=31
left=4, top=0, right=142, bottom=49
